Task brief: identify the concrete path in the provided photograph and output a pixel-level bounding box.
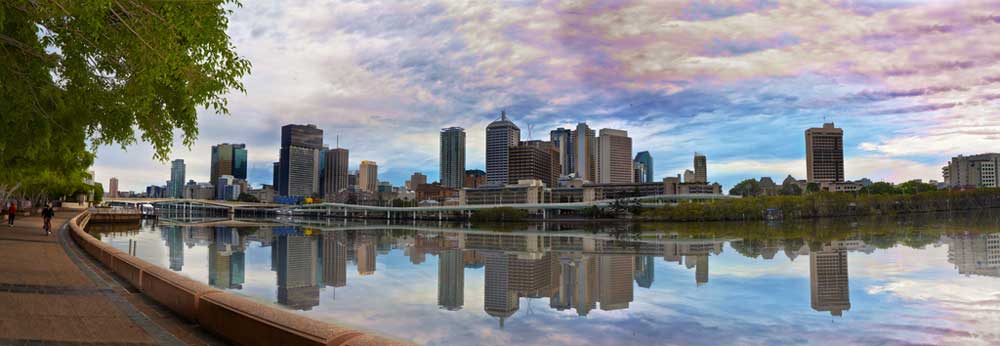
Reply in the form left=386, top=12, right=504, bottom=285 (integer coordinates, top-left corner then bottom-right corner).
left=0, top=211, right=226, bottom=345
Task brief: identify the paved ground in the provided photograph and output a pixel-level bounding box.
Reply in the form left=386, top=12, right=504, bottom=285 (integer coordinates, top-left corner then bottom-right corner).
left=0, top=210, right=226, bottom=345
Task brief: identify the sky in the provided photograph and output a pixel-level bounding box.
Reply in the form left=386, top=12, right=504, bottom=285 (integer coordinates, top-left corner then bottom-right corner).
left=93, top=0, right=1000, bottom=192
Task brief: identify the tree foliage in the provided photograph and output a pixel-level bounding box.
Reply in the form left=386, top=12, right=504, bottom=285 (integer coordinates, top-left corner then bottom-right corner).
left=730, top=179, right=763, bottom=197
left=642, top=188, right=1000, bottom=222
left=0, top=0, right=250, bottom=186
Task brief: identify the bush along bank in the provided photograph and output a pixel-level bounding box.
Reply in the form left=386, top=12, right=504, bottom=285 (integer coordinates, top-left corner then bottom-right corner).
left=639, top=188, right=1000, bottom=222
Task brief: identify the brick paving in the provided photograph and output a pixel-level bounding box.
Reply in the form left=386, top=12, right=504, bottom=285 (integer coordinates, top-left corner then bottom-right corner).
left=0, top=211, right=226, bottom=345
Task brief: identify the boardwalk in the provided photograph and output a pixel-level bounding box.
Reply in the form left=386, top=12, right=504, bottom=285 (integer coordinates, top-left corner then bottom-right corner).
left=0, top=210, right=223, bottom=345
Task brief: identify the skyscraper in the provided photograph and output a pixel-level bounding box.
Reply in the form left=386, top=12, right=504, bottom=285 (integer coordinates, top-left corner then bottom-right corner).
left=279, top=124, right=323, bottom=197
left=633, top=151, right=653, bottom=183
left=272, top=162, right=280, bottom=190
left=232, top=145, right=247, bottom=180
left=596, top=129, right=633, bottom=184
left=324, top=148, right=349, bottom=196
left=109, top=177, right=119, bottom=198
left=550, top=128, right=574, bottom=176
left=170, top=159, right=186, bottom=198
left=485, top=111, right=521, bottom=185
left=317, top=146, right=329, bottom=197
left=359, top=160, right=378, bottom=192
left=693, top=153, right=708, bottom=183
left=573, top=123, right=596, bottom=182
left=438, top=249, right=465, bottom=310
left=805, top=123, right=844, bottom=183
left=210, top=143, right=246, bottom=186
left=440, top=127, right=466, bottom=188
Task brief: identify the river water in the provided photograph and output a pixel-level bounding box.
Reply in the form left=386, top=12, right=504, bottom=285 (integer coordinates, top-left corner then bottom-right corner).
left=89, top=213, right=1000, bottom=346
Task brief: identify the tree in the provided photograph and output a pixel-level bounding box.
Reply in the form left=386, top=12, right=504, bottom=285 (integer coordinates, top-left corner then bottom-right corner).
left=237, top=193, right=259, bottom=203
left=860, top=182, right=898, bottom=195
left=806, top=182, right=821, bottom=193
left=896, top=180, right=936, bottom=194
left=1, top=1, right=250, bottom=186
left=92, top=183, right=104, bottom=204
left=729, top=179, right=762, bottom=197
left=780, top=183, right=802, bottom=196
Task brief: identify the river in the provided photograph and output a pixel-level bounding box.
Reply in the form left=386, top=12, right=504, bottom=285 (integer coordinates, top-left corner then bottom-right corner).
left=88, top=212, right=1000, bottom=346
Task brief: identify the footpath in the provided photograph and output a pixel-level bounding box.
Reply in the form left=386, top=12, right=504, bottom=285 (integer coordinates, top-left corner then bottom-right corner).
left=0, top=210, right=224, bottom=345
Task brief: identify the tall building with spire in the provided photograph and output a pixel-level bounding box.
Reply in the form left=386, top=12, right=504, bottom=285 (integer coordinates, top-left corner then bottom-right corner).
left=324, top=148, right=349, bottom=197
left=440, top=127, right=466, bottom=188
left=485, top=111, right=521, bottom=185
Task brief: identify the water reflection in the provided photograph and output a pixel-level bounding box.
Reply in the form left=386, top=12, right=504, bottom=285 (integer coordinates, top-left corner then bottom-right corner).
left=92, top=216, right=1000, bottom=345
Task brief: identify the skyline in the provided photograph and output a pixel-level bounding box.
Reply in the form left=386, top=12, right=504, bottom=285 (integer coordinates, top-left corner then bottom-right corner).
left=91, top=0, right=1000, bottom=192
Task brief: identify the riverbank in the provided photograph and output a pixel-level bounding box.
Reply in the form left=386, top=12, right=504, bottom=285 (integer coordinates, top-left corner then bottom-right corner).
left=639, top=188, right=1000, bottom=222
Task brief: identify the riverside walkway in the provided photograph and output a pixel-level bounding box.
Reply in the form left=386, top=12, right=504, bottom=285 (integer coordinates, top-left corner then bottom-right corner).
left=0, top=210, right=222, bottom=345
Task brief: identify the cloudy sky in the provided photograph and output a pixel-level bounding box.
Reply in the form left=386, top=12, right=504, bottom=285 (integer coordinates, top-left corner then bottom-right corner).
left=94, top=0, right=1000, bottom=192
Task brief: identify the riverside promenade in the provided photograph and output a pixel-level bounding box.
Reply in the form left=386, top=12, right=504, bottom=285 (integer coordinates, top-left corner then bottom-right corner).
left=0, top=210, right=223, bottom=345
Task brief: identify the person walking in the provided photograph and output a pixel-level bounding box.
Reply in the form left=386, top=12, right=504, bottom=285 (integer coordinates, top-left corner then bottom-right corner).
left=7, top=202, right=16, bottom=227
left=41, top=204, right=55, bottom=235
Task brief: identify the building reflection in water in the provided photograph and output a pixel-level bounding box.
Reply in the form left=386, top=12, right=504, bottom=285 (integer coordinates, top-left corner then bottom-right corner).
left=208, top=227, right=245, bottom=290
left=155, top=218, right=1000, bottom=322
left=274, top=227, right=320, bottom=310
left=945, top=233, right=1000, bottom=278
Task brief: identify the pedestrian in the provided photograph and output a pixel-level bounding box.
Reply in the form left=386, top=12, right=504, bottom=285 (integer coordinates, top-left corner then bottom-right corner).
left=41, top=204, right=55, bottom=235
left=7, top=202, right=16, bottom=227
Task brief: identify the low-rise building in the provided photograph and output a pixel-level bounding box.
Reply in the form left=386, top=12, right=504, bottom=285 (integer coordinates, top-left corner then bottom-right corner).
left=416, top=183, right=459, bottom=202
left=184, top=182, right=215, bottom=200
left=460, top=180, right=546, bottom=205
left=464, top=170, right=487, bottom=188
left=246, top=185, right=277, bottom=202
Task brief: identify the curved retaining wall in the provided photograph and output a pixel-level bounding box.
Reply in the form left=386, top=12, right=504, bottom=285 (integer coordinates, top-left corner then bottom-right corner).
left=68, top=212, right=409, bottom=346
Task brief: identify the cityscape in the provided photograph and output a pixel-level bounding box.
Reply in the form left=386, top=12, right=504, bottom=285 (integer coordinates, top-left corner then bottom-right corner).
left=106, top=116, right=999, bottom=211
left=4, top=1, right=1000, bottom=345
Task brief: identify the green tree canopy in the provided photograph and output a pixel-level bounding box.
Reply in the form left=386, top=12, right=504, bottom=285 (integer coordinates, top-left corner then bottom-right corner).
left=896, top=180, right=937, bottom=194
left=780, top=183, right=803, bottom=196
left=729, top=179, right=763, bottom=197
left=860, top=182, right=898, bottom=195
left=1, top=0, right=250, bottom=188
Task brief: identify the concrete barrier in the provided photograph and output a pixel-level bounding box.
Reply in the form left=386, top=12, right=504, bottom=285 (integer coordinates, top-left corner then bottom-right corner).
left=110, top=252, right=150, bottom=289
left=141, top=266, right=219, bottom=322
left=67, top=212, right=409, bottom=346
